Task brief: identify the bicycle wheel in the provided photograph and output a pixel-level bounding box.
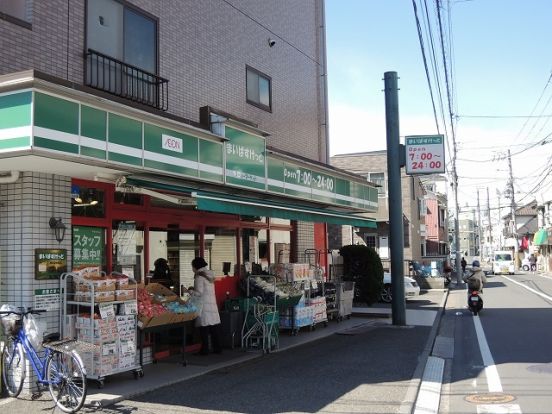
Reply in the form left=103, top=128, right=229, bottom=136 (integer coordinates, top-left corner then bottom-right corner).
left=46, top=351, right=87, bottom=413
left=2, top=337, right=25, bottom=397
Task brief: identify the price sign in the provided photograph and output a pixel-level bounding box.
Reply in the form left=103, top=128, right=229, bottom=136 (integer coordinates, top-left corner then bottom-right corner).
left=405, top=135, right=445, bottom=175
left=99, top=303, right=115, bottom=319
left=124, top=301, right=137, bottom=315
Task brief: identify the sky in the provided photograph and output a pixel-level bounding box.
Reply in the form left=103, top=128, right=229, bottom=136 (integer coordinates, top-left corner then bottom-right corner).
left=325, top=0, right=552, bottom=212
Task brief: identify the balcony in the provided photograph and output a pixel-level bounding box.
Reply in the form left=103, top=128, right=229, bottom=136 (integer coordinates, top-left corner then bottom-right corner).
left=85, top=49, right=168, bottom=111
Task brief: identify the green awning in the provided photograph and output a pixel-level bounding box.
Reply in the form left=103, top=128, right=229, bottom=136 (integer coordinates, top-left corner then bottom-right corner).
left=194, top=193, right=376, bottom=228
left=126, top=178, right=376, bottom=228
left=533, top=229, right=549, bottom=246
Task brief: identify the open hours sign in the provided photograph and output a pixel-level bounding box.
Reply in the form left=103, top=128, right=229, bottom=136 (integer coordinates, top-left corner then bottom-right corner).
left=405, top=135, right=445, bottom=175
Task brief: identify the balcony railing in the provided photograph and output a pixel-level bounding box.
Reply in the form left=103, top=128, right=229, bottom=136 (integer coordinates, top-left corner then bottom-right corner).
left=85, top=49, right=168, bottom=111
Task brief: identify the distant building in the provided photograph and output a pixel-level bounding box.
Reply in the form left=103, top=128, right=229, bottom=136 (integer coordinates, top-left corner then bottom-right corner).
left=330, top=151, right=425, bottom=268
left=423, top=181, right=448, bottom=256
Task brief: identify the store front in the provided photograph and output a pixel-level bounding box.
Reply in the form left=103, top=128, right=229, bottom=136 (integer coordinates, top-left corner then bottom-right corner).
left=0, top=72, right=378, bottom=381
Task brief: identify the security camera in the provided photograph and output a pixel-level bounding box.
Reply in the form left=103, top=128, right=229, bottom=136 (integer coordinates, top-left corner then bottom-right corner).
left=268, top=38, right=276, bottom=47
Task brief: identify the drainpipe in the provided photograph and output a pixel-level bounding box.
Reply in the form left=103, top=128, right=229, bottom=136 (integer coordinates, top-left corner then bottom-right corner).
left=0, top=171, right=20, bottom=183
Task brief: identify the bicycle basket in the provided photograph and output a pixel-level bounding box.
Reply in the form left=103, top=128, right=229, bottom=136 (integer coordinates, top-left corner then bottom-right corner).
left=0, top=311, right=22, bottom=337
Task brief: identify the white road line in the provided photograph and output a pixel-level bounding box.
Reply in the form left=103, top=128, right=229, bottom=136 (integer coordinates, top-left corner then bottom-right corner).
left=473, top=302, right=523, bottom=414
left=502, top=275, right=552, bottom=302
left=473, top=316, right=503, bottom=393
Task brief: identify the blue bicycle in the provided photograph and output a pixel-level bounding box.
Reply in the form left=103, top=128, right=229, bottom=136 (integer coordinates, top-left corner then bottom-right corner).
left=1, top=308, right=87, bottom=413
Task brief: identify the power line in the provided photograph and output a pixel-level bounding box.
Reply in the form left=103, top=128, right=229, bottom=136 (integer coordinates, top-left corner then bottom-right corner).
left=411, top=0, right=440, bottom=134
left=220, top=0, right=321, bottom=67
left=457, top=114, right=552, bottom=119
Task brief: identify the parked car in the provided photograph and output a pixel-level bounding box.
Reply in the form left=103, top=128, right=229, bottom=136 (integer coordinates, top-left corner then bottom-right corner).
left=380, top=272, right=421, bottom=303
left=521, top=257, right=531, bottom=271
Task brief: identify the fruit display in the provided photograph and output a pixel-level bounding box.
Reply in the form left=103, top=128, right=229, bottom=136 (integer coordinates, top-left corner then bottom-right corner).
left=137, top=287, right=168, bottom=319
left=137, top=283, right=199, bottom=328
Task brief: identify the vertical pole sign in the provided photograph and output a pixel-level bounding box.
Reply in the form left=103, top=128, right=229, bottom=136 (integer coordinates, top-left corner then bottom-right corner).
left=405, top=135, right=445, bottom=175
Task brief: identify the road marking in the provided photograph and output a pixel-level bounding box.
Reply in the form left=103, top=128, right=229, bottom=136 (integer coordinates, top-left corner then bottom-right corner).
left=477, top=405, right=522, bottom=413
left=502, top=275, right=552, bottom=302
left=473, top=314, right=523, bottom=413
left=413, top=356, right=445, bottom=414
left=473, top=316, right=503, bottom=393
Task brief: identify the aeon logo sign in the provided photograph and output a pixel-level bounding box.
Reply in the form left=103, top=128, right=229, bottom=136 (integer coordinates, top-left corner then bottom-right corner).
left=162, top=134, right=183, bottom=153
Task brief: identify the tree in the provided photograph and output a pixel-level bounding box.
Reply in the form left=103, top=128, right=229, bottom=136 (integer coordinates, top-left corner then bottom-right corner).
left=339, top=245, right=384, bottom=305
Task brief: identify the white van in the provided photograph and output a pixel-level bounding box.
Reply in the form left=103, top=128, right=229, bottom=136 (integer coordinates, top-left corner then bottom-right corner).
left=492, top=250, right=515, bottom=275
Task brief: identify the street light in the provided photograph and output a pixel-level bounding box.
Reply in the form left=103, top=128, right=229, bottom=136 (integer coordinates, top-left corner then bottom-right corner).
left=49, top=217, right=66, bottom=243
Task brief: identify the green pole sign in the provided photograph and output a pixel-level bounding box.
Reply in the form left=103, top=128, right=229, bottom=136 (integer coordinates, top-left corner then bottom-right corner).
left=73, top=226, right=104, bottom=269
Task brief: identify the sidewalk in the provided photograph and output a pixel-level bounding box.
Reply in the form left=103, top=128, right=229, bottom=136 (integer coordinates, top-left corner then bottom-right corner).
left=84, top=316, right=380, bottom=407
left=0, top=289, right=448, bottom=413
left=84, top=290, right=448, bottom=409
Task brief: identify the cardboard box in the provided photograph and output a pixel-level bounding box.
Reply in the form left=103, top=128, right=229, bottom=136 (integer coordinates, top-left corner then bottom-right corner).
left=144, top=283, right=178, bottom=303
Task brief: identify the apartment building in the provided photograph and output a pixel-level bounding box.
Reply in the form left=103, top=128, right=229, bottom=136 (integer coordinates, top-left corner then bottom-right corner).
left=0, top=1, right=378, bottom=335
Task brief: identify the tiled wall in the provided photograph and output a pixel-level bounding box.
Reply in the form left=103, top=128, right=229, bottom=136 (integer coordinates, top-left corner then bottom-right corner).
left=0, top=172, right=71, bottom=392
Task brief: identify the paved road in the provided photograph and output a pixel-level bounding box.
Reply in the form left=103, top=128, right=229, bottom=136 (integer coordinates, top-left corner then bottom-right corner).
left=4, top=321, right=431, bottom=414
left=440, top=272, right=552, bottom=413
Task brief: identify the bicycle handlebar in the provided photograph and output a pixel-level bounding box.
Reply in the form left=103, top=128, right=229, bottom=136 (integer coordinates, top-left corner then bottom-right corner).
left=0, top=308, right=46, bottom=317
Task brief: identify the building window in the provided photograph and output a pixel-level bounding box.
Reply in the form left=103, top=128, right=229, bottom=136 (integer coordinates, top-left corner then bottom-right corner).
left=246, top=66, right=272, bottom=111
left=86, top=0, right=167, bottom=110
left=72, top=185, right=105, bottom=218
left=403, top=215, right=410, bottom=248
left=0, top=0, right=32, bottom=25
left=87, top=0, right=157, bottom=73
left=365, top=235, right=376, bottom=249
left=366, top=172, right=385, bottom=196
left=439, top=208, right=446, bottom=228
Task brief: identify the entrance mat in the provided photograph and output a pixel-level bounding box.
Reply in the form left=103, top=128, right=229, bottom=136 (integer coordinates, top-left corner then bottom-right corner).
left=335, top=321, right=380, bottom=335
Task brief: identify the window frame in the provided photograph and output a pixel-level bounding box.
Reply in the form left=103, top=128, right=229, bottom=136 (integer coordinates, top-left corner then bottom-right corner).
left=366, top=172, right=386, bottom=197
left=0, top=0, right=32, bottom=29
left=246, top=65, right=272, bottom=112
left=84, top=0, right=159, bottom=75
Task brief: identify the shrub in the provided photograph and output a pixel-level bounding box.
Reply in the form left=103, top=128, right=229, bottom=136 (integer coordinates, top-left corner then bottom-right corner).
left=339, top=245, right=384, bottom=305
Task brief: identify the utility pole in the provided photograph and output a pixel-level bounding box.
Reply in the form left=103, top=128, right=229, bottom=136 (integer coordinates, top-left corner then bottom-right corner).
left=507, top=149, right=519, bottom=269
left=477, top=189, right=482, bottom=259
left=487, top=187, right=493, bottom=256
left=384, top=71, right=406, bottom=326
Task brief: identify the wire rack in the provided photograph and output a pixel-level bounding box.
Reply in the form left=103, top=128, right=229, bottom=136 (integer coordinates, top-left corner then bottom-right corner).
left=44, top=339, right=100, bottom=355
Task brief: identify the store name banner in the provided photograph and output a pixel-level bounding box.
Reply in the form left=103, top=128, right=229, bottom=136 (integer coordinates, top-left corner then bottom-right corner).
left=0, top=88, right=378, bottom=213
left=224, top=126, right=266, bottom=190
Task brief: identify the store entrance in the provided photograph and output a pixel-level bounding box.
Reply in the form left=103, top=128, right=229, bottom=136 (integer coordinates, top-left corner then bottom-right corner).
left=148, top=227, right=199, bottom=294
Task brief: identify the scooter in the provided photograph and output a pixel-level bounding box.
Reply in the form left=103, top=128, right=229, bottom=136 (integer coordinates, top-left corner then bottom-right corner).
left=468, top=290, right=483, bottom=316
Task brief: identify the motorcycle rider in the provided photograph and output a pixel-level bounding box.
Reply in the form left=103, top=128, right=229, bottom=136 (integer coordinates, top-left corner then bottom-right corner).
left=463, top=260, right=487, bottom=293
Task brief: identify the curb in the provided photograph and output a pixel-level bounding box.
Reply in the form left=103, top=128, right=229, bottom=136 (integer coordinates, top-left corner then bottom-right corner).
left=400, top=288, right=449, bottom=414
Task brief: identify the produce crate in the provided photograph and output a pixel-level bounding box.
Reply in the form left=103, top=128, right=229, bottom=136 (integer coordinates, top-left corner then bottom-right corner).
left=144, top=283, right=179, bottom=303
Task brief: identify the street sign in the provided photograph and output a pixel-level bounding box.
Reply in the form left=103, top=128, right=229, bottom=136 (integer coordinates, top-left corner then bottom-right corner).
left=405, top=135, right=445, bottom=175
